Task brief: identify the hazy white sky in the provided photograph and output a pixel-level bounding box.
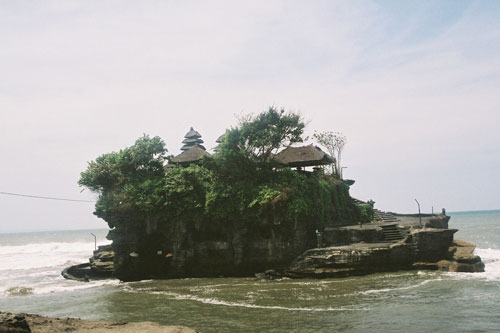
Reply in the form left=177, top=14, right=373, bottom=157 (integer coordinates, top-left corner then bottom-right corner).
left=1, top=0, right=499, bottom=232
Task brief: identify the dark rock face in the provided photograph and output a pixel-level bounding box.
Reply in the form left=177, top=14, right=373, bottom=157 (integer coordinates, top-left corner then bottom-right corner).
left=107, top=214, right=318, bottom=281
left=92, top=208, right=481, bottom=281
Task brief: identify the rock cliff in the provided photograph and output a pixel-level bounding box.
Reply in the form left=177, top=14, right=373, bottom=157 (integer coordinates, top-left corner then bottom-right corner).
left=276, top=218, right=484, bottom=278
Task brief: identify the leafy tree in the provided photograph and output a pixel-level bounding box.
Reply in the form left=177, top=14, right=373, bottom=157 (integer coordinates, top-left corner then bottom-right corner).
left=236, top=107, right=305, bottom=163
left=313, top=131, right=346, bottom=178
left=78, top=135, right=167, bottom=226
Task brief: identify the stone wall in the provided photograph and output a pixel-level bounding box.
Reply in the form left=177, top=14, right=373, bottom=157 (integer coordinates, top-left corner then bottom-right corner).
left=323, top=225, right=385, bottom=245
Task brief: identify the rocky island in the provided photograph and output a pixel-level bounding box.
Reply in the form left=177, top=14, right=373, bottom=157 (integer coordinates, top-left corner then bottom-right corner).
left=68, top=108, right=484, bottom=282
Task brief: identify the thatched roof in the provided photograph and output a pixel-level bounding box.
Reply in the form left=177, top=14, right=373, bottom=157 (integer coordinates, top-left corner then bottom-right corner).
left=182, top=137, right=204, bottom=144
left=181, top=144, right=206, bottom=151
left=213, top=133, right=226, bottom=153
left=273, top=144, right=334, bottom=167
left=184, top=127, right=201, bottom=139
left=172, top=147, right=210, bottom=165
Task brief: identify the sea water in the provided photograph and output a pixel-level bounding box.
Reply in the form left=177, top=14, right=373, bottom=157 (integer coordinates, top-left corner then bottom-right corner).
left=0, top=212, right=499, bottom=332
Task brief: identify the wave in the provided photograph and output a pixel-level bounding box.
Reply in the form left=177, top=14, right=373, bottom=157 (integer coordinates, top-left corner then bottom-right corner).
left=358, top=278, right=438, bottom=295
left=33, top=279, right=120, bottom=295
left=1, top=278, right=120, bottom=296
left=445, top=248, right=500, bottom=281
left=0, top=241, right=110, bottom=271
left=123, top=288, right=368, bottom=312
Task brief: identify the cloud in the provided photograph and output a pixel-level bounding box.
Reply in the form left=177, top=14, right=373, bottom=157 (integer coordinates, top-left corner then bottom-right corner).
left=1, top=1, right=499, bottom=231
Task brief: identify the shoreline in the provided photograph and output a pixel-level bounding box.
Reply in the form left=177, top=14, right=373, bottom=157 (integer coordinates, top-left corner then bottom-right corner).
left=0, top=311, right=197, bottom=332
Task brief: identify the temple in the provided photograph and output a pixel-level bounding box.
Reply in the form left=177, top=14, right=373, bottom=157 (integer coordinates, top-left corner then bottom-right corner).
left=171, top=128, right=210, bottom=166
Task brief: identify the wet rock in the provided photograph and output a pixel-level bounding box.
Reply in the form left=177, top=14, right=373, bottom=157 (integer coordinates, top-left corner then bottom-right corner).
left=439, top=240, right=484, bottom=273
left=409, top=228, right=457, bottom=262
left=285, top=242, right=413, bottom=278
left=89, top=244, right=114, bottom=276
left=282, top=230, right=485, bottom=278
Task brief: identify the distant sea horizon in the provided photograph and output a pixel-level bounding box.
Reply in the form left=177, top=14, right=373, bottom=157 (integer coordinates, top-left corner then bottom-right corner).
left=2, top=209, right=499, bottom=235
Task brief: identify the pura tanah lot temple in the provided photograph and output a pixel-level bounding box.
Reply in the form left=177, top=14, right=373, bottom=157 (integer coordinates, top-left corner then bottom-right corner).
left=167, top=127, right=334, bottom=171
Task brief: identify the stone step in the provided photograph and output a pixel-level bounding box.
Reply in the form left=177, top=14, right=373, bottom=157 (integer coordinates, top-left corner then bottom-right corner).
left=379, top=224, right=405, bottom=242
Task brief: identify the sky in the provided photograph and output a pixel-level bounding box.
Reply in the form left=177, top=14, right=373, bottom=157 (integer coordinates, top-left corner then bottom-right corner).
left=1, top=0, right=500, bottom=233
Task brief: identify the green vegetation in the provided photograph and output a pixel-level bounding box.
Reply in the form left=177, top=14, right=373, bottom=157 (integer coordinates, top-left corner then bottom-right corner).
left=79, top=107, right=365, bottom=236
left=78, top=135, right=167, bottom=228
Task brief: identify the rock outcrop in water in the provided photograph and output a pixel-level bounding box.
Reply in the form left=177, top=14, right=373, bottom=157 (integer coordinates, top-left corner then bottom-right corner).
left=62, top=245, right=115, bottom=282
left=89, top=244, right=114, bottom=277
left=266, top=213, right=485, bottom=279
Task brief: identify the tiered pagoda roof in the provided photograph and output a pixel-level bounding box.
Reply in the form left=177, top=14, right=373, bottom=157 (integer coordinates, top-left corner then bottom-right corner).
left=172, top=127, right=210, bottom=166
left=181, top=127, right=206, bottom=151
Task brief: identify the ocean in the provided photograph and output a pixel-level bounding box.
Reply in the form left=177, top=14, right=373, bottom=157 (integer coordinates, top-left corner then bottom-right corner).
left=1, top=211, right=499, bottom=332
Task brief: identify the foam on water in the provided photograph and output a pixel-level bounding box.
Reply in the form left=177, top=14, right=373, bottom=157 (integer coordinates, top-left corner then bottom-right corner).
left=124, top=288, right=369, bottom=312
left=0, top=241, right=110, bottom=270
left=358, top=278, right=438, bottom=295
left=0, top=237, right=113, bottom=297
left=448, top=247, right=500, bottom=281
left=33, top=279, right=120, bottom=295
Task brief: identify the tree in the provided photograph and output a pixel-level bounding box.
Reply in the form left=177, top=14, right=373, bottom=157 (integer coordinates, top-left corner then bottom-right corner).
left=237, top=107, right=305, bottom=163
left=78, top=135, right=168, bottom=225
left=313, top=131, right=346, bottom=178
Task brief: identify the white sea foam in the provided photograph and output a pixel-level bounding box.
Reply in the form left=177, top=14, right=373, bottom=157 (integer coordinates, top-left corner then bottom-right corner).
left=0, top=238, right=115, bottom=297
left=0, top=241, right=110, bottom=270
left=358, top=278, right=437, bottom=295
left=124, top=288, right=368, bottom=312
left=449, top=248, right=500, bottom=281
left=32, top=279, right=120, bottom=295
left=1, top=278, right=120, bottom=296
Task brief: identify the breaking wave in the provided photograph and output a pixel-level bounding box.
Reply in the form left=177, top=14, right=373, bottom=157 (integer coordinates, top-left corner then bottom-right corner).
left=0, top=241, right=109, bottom=271
left=449, top=248, right=500, bottom=281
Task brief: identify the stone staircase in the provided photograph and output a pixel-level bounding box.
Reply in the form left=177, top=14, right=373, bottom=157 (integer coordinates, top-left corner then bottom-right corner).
left=373, top=209, right=399, bottom=223
left=380, top=224, right=405, bottom=243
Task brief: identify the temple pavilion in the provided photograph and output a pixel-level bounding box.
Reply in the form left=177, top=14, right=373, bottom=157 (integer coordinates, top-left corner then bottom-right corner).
left=273, top=144, right=334, bottom=169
